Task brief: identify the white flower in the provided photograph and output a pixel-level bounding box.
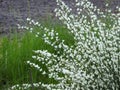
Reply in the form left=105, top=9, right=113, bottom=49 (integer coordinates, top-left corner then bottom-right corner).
left=32, top=56, right=36, bottom=59
left=26, top=18, right=31, bottom=21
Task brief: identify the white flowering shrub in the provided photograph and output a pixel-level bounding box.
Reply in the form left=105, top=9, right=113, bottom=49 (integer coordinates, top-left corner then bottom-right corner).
left=9, top=0, right=120, bottom=90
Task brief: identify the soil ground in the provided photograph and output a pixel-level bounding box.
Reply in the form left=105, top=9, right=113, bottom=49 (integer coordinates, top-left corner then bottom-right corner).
left=0, top=0, right=120, bottom=34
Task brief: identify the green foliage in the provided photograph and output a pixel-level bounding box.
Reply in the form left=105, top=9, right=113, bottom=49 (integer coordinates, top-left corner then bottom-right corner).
left=0, top=22, right=74, bottom=89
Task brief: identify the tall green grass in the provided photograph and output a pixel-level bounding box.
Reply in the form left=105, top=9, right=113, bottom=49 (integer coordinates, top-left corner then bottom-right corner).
left=0, top=23, right=74, bottom=89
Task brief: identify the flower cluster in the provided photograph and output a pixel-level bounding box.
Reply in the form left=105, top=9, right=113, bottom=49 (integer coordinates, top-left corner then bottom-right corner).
left=9, top=0, right=120, bottom=90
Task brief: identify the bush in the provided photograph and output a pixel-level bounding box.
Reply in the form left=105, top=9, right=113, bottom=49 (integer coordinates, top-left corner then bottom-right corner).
left=9, top=0, right=120, bottom=90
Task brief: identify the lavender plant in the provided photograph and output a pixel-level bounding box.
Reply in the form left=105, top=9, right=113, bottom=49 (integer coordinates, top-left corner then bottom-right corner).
left=9, top=0, right=120, bottom=90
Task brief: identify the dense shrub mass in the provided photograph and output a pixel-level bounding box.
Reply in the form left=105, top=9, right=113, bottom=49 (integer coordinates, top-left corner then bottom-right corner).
left=9, top=0, right=120, bottom=90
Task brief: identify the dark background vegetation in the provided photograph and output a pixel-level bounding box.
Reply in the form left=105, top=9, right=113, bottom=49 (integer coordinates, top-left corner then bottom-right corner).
left=0, top=0, right=120, bottom=34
